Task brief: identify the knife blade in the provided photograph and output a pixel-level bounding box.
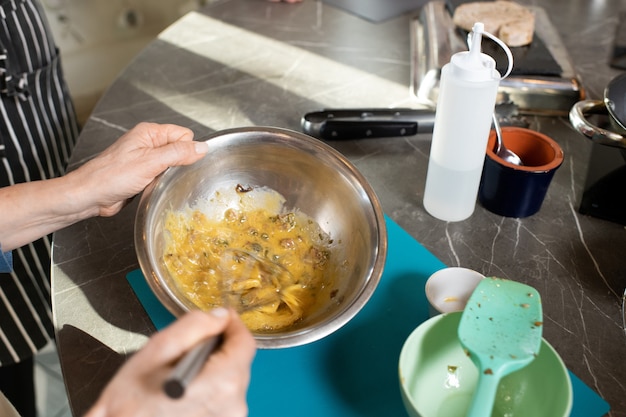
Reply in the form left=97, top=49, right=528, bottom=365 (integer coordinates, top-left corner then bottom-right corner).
left=301, top=108, right=436, bottom=140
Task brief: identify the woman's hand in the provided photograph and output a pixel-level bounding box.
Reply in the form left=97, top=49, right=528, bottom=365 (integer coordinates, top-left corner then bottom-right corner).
left=0, top=122, right=208, bottom=251
left=85, top=309, right=256, bottom=417
left=70, top=122, right=209, bottom=218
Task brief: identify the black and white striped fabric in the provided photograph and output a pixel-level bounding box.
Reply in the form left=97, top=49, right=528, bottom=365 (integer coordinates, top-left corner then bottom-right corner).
left=0, top=0, right=78, bottom=366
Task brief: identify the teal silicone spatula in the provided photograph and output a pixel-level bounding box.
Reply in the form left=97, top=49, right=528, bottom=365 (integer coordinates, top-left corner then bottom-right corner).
left=458, top=277, right=543, bottom=417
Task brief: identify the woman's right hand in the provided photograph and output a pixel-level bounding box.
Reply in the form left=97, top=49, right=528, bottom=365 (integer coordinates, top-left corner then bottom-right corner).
left=84, top=308, right=256, bottom=417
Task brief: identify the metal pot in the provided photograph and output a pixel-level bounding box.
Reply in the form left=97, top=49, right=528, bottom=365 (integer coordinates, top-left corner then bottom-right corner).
left=569, top=72, right=626, bottom=150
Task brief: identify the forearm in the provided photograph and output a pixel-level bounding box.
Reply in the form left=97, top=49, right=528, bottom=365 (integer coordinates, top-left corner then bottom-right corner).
left=0, top=172, right=97, bottom=251
left=0, top=123, right=207, bottom=252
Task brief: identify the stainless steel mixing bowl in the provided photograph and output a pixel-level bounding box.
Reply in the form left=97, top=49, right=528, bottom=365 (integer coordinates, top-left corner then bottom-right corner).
left=134, top=126, right=387, bottom=348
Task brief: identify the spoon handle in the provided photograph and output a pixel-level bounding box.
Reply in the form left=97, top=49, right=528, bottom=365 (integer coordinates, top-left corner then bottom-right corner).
left=492, top=113, right=502, bottom=153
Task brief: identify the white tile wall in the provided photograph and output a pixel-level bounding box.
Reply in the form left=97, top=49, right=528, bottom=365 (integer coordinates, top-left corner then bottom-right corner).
left=40, top=0, right=212, bottom=123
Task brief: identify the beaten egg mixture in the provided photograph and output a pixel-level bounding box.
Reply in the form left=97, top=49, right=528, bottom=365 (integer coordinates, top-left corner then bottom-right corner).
left=163, top=206, right=335, bottom=332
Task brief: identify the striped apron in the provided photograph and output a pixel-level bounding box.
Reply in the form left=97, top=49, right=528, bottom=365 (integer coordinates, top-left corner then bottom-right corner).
left=0, top=0, right=78, bottom=366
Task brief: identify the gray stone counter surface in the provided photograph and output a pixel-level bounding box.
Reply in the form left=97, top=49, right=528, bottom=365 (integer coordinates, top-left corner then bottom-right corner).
left=51, top=0, right=626, bottom=416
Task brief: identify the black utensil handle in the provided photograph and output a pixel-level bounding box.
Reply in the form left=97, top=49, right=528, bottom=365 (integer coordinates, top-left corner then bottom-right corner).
left=301, top=108, right=436, bottom=139
left=320, top=120, right=418, bottom=140
left=163, top=334, right=223, bottom=399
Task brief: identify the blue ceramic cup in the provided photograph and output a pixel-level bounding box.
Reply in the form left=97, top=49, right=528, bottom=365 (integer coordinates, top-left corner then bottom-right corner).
left=479, top=127, right=564, bottom=218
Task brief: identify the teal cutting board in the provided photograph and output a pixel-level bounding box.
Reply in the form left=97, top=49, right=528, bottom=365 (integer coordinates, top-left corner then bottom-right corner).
left=127, top=215, right=609, bottom=417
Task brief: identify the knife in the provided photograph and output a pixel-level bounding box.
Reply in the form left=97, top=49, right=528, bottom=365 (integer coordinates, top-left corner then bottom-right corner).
left=301, top=108, right=436, bottom=140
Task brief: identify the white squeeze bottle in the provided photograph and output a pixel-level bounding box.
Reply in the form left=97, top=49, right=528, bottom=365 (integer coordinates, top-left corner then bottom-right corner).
left=423, top=22, right=511, bottom=222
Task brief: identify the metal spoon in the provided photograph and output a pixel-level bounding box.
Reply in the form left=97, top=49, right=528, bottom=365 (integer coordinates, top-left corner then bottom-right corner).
left=493, top=113, right=523, bottom=165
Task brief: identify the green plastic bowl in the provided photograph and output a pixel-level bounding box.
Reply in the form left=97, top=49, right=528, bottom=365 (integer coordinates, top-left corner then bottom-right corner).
left=399, top=312, right=572, bottom=417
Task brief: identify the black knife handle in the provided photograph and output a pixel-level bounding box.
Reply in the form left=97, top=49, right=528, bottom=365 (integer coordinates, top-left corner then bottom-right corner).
left=301, top=108, right=436, bottom=140
left=320, top=120, right=418, bottom=140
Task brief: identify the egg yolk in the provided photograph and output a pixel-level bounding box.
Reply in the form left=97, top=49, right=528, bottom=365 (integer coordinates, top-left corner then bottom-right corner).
left=162, top=207, right=335, bottom=332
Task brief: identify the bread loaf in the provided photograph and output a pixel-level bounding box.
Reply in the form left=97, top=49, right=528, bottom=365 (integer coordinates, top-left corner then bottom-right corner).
left=452, top=1, right=535, bottom=47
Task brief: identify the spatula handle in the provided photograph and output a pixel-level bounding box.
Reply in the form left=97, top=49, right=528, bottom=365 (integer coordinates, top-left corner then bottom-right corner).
left=465, top=374, right=501, bottom=417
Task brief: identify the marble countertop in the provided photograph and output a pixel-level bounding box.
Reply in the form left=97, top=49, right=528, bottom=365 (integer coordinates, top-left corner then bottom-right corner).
left=51, top=0, right=626, bottom=415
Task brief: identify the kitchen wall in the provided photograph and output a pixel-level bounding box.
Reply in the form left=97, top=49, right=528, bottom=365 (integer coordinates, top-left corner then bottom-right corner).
left=40, top=0, right=212, bottom=124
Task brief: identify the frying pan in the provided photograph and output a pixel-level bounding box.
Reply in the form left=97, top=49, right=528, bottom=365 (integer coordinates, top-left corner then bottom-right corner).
left=569, top=72, right=626, bottom=150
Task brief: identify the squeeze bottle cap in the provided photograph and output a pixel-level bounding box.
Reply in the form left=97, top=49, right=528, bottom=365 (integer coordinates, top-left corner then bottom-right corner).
left=449, top=22, right=512, bottom=82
